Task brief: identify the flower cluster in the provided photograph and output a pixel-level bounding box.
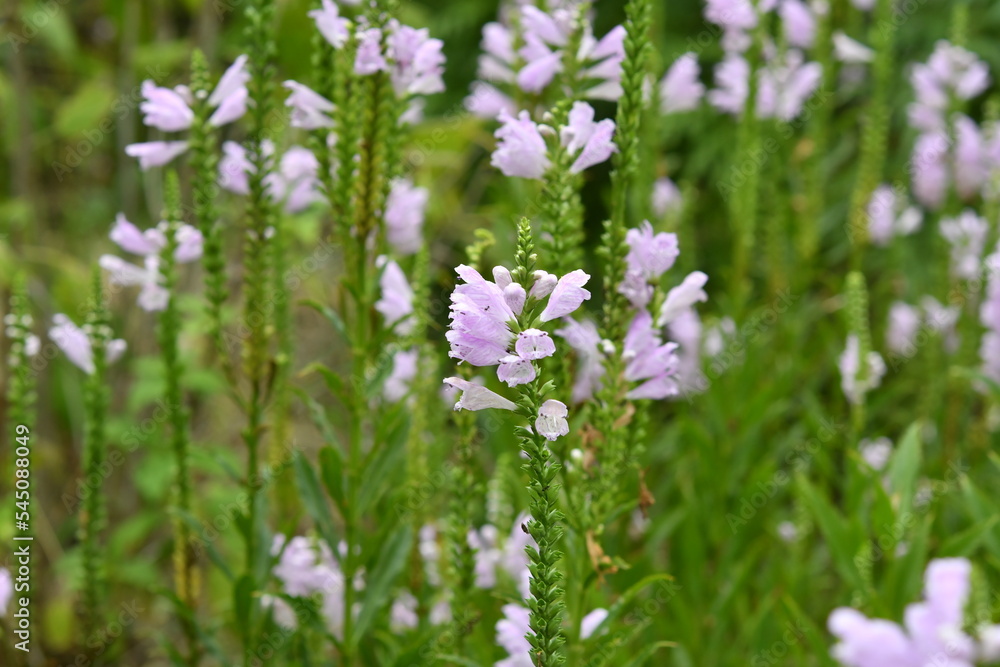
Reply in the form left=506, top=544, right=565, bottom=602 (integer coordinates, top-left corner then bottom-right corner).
left=99, top=214, right=204, bottom=312
left=307, top=2, right=445, bottom=120
left=218, top=140, right=323, bottom=214
left=828, top=558, right=1000, bottom=666
left=886, top=297, right=959, bottom=358
left=556, top=221, right=708, bottom=402
left=269, top=534, right=359, bottom=637
left=907, top=41, right=996, bottom=209
left=491, top=101, right=617, bottom=179
left=464, top=2, right=625, bottom=119
left=126, top=56, right=249, bottom=170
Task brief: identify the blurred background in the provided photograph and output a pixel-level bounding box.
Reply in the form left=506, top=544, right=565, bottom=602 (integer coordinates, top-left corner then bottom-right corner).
left=6, top=0, right=1000, bottom=664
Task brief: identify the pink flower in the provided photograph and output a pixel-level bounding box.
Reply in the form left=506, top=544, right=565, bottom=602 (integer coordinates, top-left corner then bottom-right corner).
left=491, top=110, right=551, bottom=179
left=375, top=257, right=415, bottom=334
left=554, top=317, right=604, bottom=403
left=218, top=141, right=254, bottom=194
left=497, top=355, right=536, bottom=387
left=443, top=377, right=516, bottom=411
left=387, top=21, right=446, bottom=96
left=284, top=81, right=336, bottom=129
left=385, top=178, right=428, bottom=255
left=49, top=314, right=126, bottom=374
left=828, top=559, right=975, bottom=667
left=110, top=213, right=166, bottom=255
left=309, top=0, right=349, bottom=49
left=139, top=80, right=194, bottom=132
left=447, top=265, right=517, bottom=366
left=866, top=185, right=922, bottom=246
left=886, top=302, right=921, bottom=356
left=99, top=255, right=169, bottom=312
left=539, top=270, right=592, bottom=322
left=559, top=102, right=618, bottom=173
left=757, top=50, right=822, bottom=121
left=517, top=34, right=563, bottom=93
left=207, top=55, right=250, bottom=126
left=779, top=0, right=816, bottom=49
left=709, top=55, right=750, bottom=114
left=838, top=334, right=885, bottom=405
left=384, top=348, right=419, bottom=403
left=464, top=82, right=516, bottom=119
left=124, top=141, right=189, bottom=170
left=660, top=53, right=704, bottom=113
left=940, top=209, right=988, bottom=280
left=515, top=329, right=555, bottom=360
left=535, top=399, right=569, bottom=440
left=623, top=310, right=681, bottom=400
left=624, top=221, right=679, bottom=281
left=652, top=177, right=683, bottom=217
left=355, top=28, right=388, bottom=75
left=910, top=132, right=950, bottom=209
left=657, top=271, right=709, bottom=326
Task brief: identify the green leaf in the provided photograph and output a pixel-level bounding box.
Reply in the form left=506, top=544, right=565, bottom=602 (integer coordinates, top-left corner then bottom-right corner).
left=319, top=445, right=346, bottom=512
left=622, top=642, right=676, bottom=667
left=54, top=79, right=116, bottom=138
left=795, top=474, right=864, bottom=590
left=293, top=451, right=339, bottom=548
left=301, top=300, right=351, bottom=344
left=353, top=526, right=413, bottom=643
left=885, top=423, right=922, bottom=517
left=939, top=516, right=998, bottom=557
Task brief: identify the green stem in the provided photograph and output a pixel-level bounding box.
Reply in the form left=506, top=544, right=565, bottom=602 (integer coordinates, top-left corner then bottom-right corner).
left=161, top=172, right=201, bottom=665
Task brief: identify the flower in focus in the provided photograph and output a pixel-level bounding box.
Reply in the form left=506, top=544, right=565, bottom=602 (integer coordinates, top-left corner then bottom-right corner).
left=442, top=377, right=517, bottom=412
left=535, top=399, right=569, bottom=441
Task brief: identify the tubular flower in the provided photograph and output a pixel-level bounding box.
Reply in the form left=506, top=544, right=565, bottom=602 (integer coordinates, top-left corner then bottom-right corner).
left=559, top=102, right=618, bottom=174
left=447, top=265, right=589, bottom=388
left=128, top=56, right=249, bottom=169
left=442, top=377, right=517, bottom=412
left=828, top=559, right=976, bottom=667
left=838, top=334, right=886, bottom=405
left=49, top=314, right=126, bottom=375
left=866, top=185, right=922, bottom=246
left=491, top=110, right=551, bottom=179
left=660, top=53, right=705, bottom=113
left=283, top=81, right=336, bottom=129
left=375, top=257, right=415, bottom=334
left=100, top=215, right=203, bottom=312
left=385, top=178, right=429, bottom=256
